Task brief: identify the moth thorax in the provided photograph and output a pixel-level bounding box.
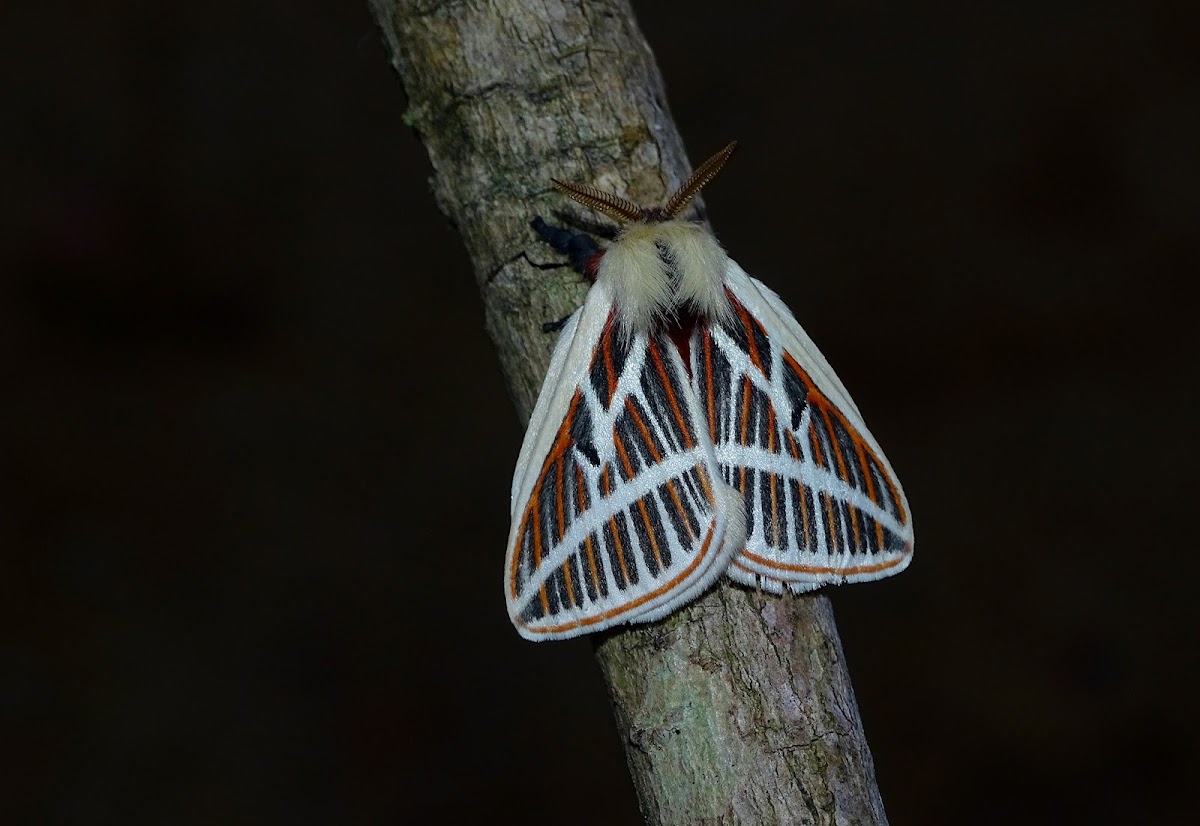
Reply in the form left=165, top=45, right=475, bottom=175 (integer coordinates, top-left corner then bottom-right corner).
left=598, top=221, right=733, bottom=336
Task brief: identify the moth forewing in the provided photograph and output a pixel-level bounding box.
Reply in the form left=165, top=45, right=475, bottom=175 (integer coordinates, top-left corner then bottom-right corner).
left=710, top=263, right=914, bottom=589
left=506, top=298, right=745, bottom=640
left=726, top=262, right=911, bottom=526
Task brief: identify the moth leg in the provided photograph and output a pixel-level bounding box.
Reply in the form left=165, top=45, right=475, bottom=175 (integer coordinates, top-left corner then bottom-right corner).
left=531, top=216, right=601, bottom=277
left=541, top=314, right=573, bottom=334
left=531, top=216, right=604, bottom=333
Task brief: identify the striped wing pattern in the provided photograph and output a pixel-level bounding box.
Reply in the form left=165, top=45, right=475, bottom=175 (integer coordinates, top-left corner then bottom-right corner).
left=509, top=312, right=742, bottom=639
left=698, top=293, right=913, bottom=592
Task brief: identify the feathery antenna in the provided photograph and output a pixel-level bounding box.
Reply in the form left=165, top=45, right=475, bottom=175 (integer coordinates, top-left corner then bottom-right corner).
left=662, top=140, right=738, bottom=219
left=550, top=140, right=738, bottom=223
left=551, top=180, right=646, bottom=223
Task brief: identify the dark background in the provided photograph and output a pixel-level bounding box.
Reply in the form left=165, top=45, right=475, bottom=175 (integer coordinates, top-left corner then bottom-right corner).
left=3, top=1, right=1197, bottom=823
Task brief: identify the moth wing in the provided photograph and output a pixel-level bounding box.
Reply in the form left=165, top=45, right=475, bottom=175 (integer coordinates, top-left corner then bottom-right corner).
left=697, top=262, right=913, bottom=592
left=507, top=281, right=744, bottom=640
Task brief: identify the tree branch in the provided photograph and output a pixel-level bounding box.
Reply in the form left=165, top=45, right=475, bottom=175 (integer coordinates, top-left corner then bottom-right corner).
left=368, top=2, right=889, bottom=823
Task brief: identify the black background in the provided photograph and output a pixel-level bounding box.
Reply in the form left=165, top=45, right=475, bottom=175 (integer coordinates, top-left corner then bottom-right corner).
left=4, top=2, right=1197, bottom=824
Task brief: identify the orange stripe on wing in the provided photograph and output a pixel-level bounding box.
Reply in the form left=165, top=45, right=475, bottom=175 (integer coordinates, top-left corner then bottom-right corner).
left=769, top=473, right=780, bottom=548
left=696, top=473, right=716, bottom=508
left=619, top=394, right=681, bottom=563
left=877, top=456, right=908, bottom=524
left=818, top=407, right=852, bottom=488
left=510, top=390, right=585, bottom=597
left=663, top=475, right=696, bottom=542
left=828, top=399, right=908, bottom=525
left=647, top=339, right=695, bottom=449
left=765, top=406, right=780, bottom=547
left=509, top=509, right=532, bottom=599
left=561, top=560, right=576, bottom=608
left=822, top=492, right=838, bottom=554
left=808, top=419, right=826, bottom=469
left=613, top=416, right=636, bottom=479
left=737, top=545, right=911, bottom=577
left=848, top=430, right=886, bottom=549
left=702, top=330, right=718, bottom=441
left=602, top=331, right=617, bottom=404
left=607, top=516, right=631, bottom=590
left=738, top=376, right=752, bottom=447
left=646, top=340, right=717, bottom=506
left=624, top=397, right=662, bottom=463
left=554, top=456, right=566, bottom=541
left=575, top=463, right=602, bottom=596
left=611, top=436, right=636, bottom=586
left=636, top=498, right=666, bottom=573
left=521, top=519, right=721, bottom=636
left=784, top=429, right=800, bottom=459
left=847, top=503, right=863, bottom=552
left=852, top=435, right=878, bottom=504
left=736, top=376, right=753, bottom=494
left=798, top=482, right=812, bottom=549
left=781, top=351, right=908, bottom=527
left=734, top=300, right=769, bottom=375
left=584, top=536, right=601, bottom=595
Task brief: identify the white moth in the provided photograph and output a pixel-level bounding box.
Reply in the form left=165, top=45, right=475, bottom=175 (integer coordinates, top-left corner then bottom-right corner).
left=506, top=142, right=913, bottom=640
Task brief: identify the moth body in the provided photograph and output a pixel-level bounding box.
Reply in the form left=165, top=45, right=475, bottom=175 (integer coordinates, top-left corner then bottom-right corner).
left=506, top=142, right=913, bottom=640
left=598, top=220, right=733, bottom=339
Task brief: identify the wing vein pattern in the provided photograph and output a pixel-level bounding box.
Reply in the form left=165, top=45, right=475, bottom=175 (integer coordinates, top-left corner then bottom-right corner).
left=508, top=313, right=738, bottom=639
left=699, top=289, right=913, bottom=591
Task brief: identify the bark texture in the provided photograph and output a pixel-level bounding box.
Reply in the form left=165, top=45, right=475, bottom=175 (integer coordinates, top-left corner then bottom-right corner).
left=369, top=2, right=889, bottom=823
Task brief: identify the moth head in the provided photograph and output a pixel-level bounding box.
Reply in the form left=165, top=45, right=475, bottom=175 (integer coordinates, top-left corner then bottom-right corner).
left=551, top=141, right=738, bottom=336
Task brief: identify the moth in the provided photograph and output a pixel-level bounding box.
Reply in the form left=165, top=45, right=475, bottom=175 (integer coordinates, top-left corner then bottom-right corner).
left=506, top=142, right=912, bottom=640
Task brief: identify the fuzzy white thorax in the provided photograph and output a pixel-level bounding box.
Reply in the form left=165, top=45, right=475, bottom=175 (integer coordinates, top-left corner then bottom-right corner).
left=596, top=221, right=733, bottom=338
